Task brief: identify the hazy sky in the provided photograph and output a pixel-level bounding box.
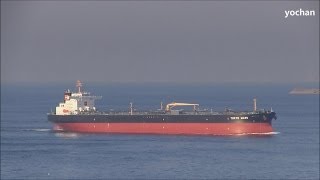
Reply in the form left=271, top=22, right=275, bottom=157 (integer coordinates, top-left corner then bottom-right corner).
left=1, top=1, right=319, bottom=83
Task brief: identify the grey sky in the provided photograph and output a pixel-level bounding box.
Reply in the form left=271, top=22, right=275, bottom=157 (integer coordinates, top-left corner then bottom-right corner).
left=1, top=1, right=319, bottom=83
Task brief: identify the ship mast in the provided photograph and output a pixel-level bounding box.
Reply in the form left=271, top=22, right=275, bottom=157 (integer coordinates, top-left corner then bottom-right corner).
left=76, top=80, right=82, bottom=93
left=253, top=98, right=257, bottom=111
left=130, top=102, right=133, bottom=115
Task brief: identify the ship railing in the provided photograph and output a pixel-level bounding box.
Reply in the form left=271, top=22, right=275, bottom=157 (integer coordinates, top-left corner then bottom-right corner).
left=69, top=95, right=102, bottom=100
left=73, top=110, right=267, bottom=116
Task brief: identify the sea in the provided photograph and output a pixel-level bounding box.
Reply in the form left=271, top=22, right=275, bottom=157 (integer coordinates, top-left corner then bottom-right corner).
left=1, top=82, right=319, bottom=179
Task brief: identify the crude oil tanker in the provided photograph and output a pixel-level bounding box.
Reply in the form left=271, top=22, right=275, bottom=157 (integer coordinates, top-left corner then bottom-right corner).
left=48, top=81, right=277, bottom=135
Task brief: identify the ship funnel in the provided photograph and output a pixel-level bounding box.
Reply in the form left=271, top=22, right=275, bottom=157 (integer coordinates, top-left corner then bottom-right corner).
left=253, top=98, right=257, bottom=111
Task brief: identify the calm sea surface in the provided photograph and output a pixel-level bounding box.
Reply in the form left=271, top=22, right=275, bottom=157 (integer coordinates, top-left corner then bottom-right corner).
left=1, top=83, right=319, bottom=179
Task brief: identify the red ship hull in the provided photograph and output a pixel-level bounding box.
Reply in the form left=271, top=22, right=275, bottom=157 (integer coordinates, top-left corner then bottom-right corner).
left=53, top=122, right=273, bottom=135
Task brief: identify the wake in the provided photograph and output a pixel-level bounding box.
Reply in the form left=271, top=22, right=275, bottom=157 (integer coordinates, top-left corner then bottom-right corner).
left=235, top=132, right=280, bottom=136
left=24, top=128, right=52, bottom=132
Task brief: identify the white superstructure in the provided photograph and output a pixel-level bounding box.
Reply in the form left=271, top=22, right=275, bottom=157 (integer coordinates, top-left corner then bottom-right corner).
left=55, top=80, right=101, bottom=115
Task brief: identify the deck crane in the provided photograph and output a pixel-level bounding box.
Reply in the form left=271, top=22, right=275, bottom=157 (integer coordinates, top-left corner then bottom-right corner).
left=165, top=102, right=199, bottom=111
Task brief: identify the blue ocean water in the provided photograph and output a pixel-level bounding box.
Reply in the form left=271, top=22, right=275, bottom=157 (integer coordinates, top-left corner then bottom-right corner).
left=1, top=83, right=319, bottom=179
